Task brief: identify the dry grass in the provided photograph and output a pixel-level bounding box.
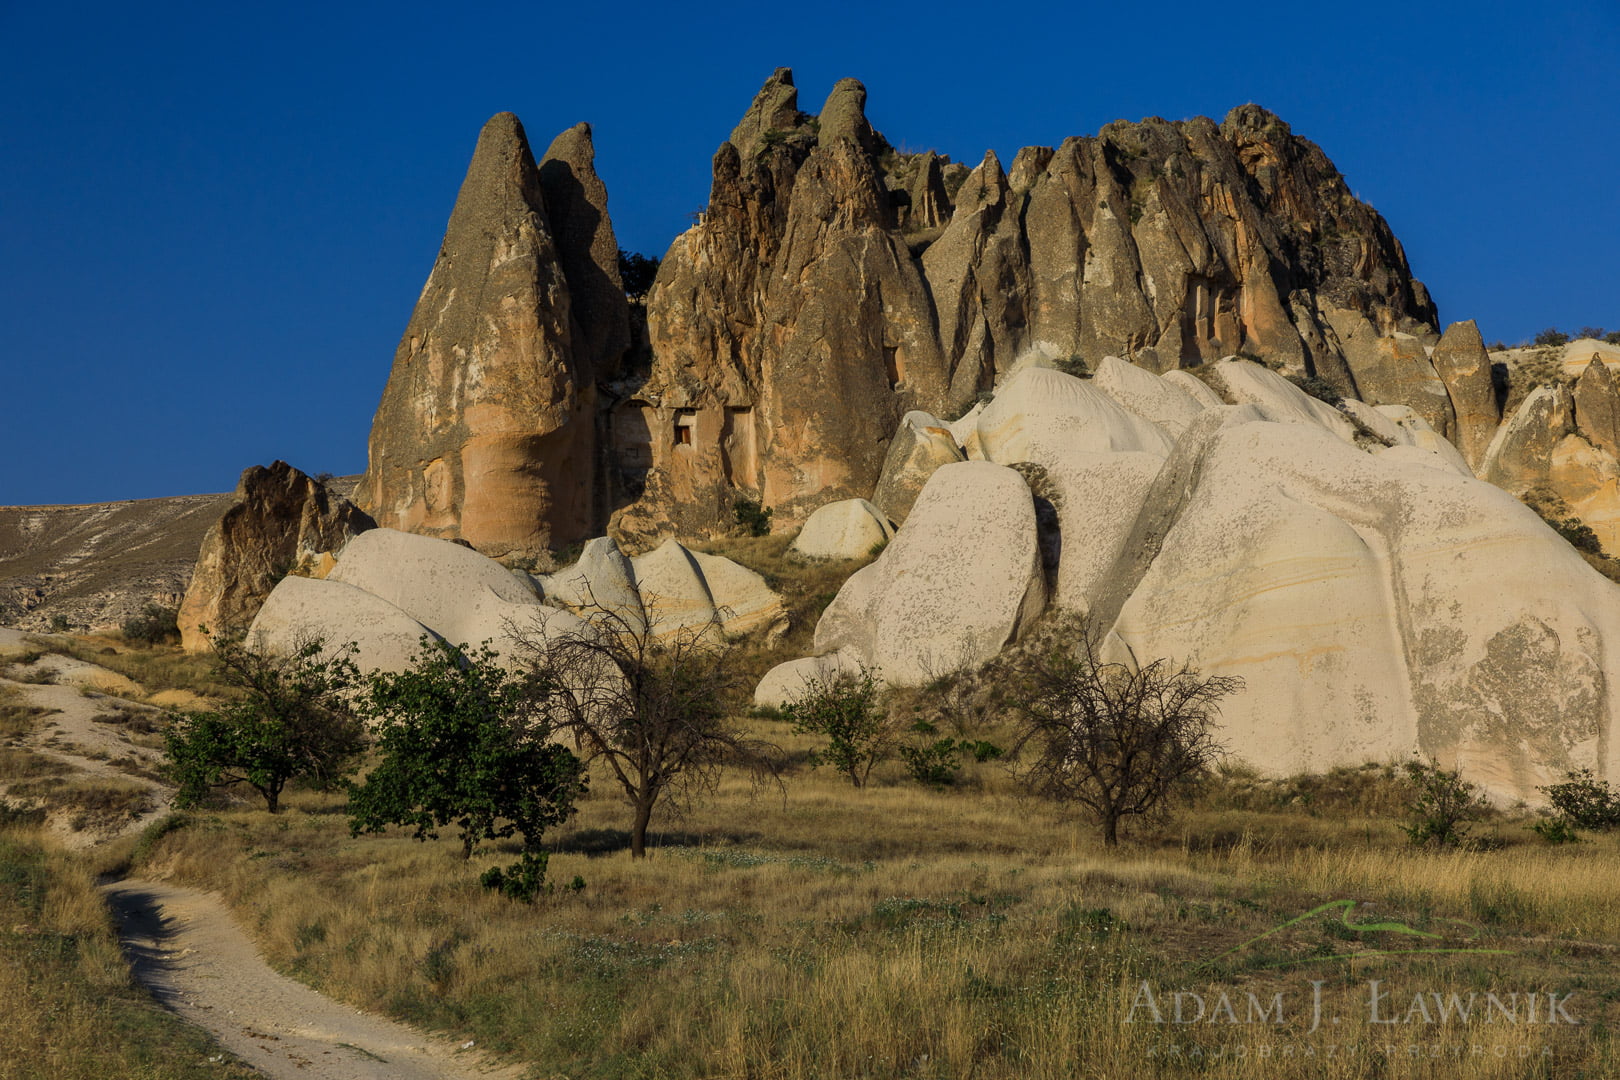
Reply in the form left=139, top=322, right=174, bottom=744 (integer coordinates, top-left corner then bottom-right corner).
left=119, top=738, right=1620, bottom=1079
left=0, top=826, right=255, bottom=1080
left=31, top=634, right=233, bottom=702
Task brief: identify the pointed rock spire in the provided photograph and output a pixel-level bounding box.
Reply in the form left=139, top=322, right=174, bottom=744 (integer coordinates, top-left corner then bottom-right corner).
left=357, top=112, right=591, bottom=560
left=540, top=121, right=631, bottom=381
left=1431, top=319, right=1500, bottom=470
left=729, top=67, right=807, bottom=158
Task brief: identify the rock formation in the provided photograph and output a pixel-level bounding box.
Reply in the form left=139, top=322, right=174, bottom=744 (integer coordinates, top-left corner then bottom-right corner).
left=609, top=72, right=949, bottom=547
left=759, top=359, right=1620, bottom=803
left=178, top=462, right=373, bottom=652
left=788, top=499, right=893, bottom=561
left=1430, top=320, right=1500, bottom=469
left=355, top=112, right=627, bottom=562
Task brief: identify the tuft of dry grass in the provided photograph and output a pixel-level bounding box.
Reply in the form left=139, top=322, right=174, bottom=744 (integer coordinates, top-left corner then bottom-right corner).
left=31, top=634, right=233, bottom=703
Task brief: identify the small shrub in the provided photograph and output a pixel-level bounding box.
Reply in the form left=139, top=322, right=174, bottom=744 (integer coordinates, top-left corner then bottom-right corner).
left=47, top=614, right=71, bottom=633
left=784, top=667, right=894, bottom=788
left=732, top=498, right=773, bottom=537
left=1606, top=331, right=1620, bottom=345
left=122, top=603, right=179, bottom=645
left=479, top=852, right=554, bottom=903
left=898, top=721, right=962, bottom=787
left=1052, top=356, right=1090, bottom=379
left=1530, top=817, right=1581, bottom=845
left=1286, top=373, right=1344, bottom=408
left=1577, top=327, right=1607, bottom=342
left=1533, top=327, right=1569, bottom=347
left=1400, top=758, right=1488, bottom=847
left=1539, top=768, right=1620, bottom=830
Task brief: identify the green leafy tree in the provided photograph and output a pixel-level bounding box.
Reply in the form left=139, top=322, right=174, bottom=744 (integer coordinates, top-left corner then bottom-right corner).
left=519, top=611, right=780, bottom=858
left=1003, top=619, right=1239, bottom=847
left=163, top=637, right=367, bottom=814
left=1401, top=758, right=1489, bottom=847
left=348, top=640, right=586, bottom=898
left=783, top=666, right=895, bottom=788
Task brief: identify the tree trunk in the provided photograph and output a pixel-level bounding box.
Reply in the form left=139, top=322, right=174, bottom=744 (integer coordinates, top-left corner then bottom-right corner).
left=1102, top=813, right=1119, bottom=848
left=630, top=797, right=655, bottom=859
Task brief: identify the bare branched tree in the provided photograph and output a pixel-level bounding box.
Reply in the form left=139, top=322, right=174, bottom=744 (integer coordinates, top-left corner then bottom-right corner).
left=1004, top=617, right=1241, bottom=847
left=514, top=600, right=781, bottom=858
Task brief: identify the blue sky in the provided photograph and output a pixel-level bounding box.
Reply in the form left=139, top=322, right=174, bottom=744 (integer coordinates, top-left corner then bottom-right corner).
left=2, top=1, right=1615, bottom=504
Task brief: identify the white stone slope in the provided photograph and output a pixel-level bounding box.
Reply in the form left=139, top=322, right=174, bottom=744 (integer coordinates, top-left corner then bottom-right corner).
left=757, top=357, right=1620, bottom=803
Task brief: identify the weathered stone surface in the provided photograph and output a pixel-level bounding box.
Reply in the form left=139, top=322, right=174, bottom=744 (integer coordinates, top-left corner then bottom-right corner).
left=612, top=72, right=949, bottom=546
left=248, top=576, right=436, bottom=675
left=1090, top=355, right=1207, bottom=436
left=1480, top=385, right=1578, bottom=491
left=178, top=462, right=374, bottom=652
left=355, top=112, right=596, bottom=560
left=974, top=367, right=1175, bottom=467
left=728, top=67, right=807, bottom=158
left=1335, top=332, right=1455, bottom=439
left=1431, top=320, right=1499, bottom=470
left=1368, top=405, right=1472, bottom=475
left=1575, top=357, right=1620, bottom=460
left=904, top=151, right=952, bottom=231
left=539, top=122, right=631, bottom=382
left=871, top=411, right=966, bottom=525
left=789, top=499, right=893, bottom=560
left=690, top=550, right=788, bottom=638
left=795, top=461, right=1046, bottom=685
left=627, top=539, right=786, bottom=640
left=1162, top=370, right=1226, bottom=409
left=1214, top=358, right=1357, bottom=442
left=327, top=528, right=540, bottom=651
left=1038, top=452, right=1163, bottom=614
left=754, top=650, right=862, bottom=709
left=921, top=151, right=1032, bottom=409
left=1104, top=417, right=1620, bottom=802
left=540, top=536, right=646, bottom=633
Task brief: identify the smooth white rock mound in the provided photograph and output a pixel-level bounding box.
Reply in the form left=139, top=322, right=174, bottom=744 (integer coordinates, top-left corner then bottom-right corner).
left=759, top=460, right=1046, bottom=698
left=790, top=499, right=894, bottom=561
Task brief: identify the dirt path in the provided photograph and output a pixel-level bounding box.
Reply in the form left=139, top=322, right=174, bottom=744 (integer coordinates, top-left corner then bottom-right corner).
left=103, top=879, right=521, bottom=1080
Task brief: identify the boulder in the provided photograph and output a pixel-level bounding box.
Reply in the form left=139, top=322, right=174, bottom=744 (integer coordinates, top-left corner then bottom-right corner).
left=1338, top=332, right=1456, bottom=439
left=690, top=550, right=788, bottom=639
left=326, top=528, right=541, bottom=651
left=789, top=499, right=894, bottom=560
left=973, top=367, right=1175, bottom=467
left=1162, top=370, right=1227, bottom=409
left=1090, top=355, right=1207, bottom=436
left=1104, top=417, right=1620, bottom=801
left=1480, top=385, right=1578, bottom=491
left=870, top=412, right=965, bottom=524
left=1213, top=358, right=1357, bottom=442
left=179, top=462, right=374, bottom=652
left=248, top=576, right=435, bottom=675
left=754, top=650, right=862, bottom=709
left=789, top=461, right=1046, bottom=685
left=540, top=536, right=646, bottom=634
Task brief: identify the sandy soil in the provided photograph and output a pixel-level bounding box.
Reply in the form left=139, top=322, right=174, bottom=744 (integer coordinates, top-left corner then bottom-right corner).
left=104, top=879, right=522, bottom=1080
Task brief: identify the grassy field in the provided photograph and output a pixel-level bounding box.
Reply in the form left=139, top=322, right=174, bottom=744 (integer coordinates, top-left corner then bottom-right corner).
left=8, top=580, right=1620, bottom=1079
left=102, top=745, right=1620, bottom=1080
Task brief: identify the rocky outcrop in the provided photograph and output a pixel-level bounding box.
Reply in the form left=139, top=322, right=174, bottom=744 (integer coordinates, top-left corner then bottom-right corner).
left=356, top=112, right=621, bottom=561
left=178, top=463, right=373, bottom=651
left=612, top=72, right=949, bottom=547
left=758, top=357, right=1620, bottom=802
left=249, top=527, right=585, bottom=672
left=1430, top=320, right=1500, bottom=469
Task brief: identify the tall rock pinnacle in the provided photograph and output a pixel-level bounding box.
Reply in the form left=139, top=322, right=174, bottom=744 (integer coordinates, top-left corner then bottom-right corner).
left=356, top=112, right=601, bottom=560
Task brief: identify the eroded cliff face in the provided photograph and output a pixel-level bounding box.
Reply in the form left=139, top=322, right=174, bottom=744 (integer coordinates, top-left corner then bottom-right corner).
left=354, top=113, right=626, bottom=561
left=605, top=73, right=1444, bottom=547
left=608, top=73, right=949, bottom=545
